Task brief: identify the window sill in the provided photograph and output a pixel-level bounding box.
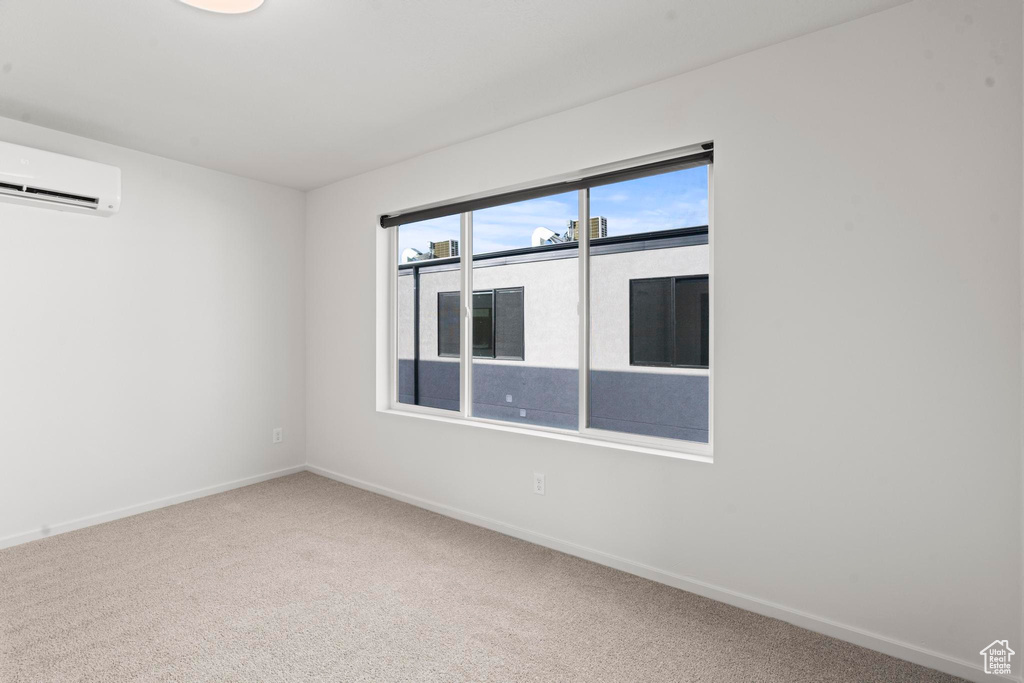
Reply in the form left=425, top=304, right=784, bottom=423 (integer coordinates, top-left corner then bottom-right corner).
left=379, top=407, right=713, bottom=464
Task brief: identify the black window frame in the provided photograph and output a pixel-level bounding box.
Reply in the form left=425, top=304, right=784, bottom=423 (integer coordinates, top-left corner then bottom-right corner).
left=628, top=275, right=709, bottom=369
left=437, top=287, right=525, bottom=361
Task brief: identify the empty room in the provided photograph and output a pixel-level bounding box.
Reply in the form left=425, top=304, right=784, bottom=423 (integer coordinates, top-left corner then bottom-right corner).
left=0, top=0, right=1021, bottom=681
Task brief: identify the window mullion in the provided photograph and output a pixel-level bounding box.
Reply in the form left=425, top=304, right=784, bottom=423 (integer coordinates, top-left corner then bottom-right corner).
left=460, top=212, right=473, bottom=418
left=577, top=188, right=590, bottom=433
left=707, top=162, right=714, bottom=452
left=390, top=226, right=399, bottom=408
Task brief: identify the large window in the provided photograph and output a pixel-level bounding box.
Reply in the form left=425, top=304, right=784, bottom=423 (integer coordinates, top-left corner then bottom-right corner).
left=438, top=288, right=524, bottom=360
left=629, top=276, right=709, bottom=368
left=387, top=144, right=712, bottom=455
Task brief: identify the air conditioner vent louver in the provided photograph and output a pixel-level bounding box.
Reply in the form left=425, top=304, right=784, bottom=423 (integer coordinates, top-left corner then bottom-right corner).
left=23, top=186, right=99, bottom=206
left=0, top=181, right=23, bottom=192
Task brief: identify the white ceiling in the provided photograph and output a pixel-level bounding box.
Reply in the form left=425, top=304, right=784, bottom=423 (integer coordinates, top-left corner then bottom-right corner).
left=0, top=0, right=906, bottom=190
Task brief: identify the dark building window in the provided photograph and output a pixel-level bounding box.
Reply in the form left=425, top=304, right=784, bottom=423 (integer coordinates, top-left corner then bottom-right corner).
left=438, top=287, right=524, bottom=360
left=629, top=276, right=708, bottom=368
left=472, top=291, right=494, bottom=357
left=494, top=288, right=525, bottom=359
left=437, top=291, right=461, bottom=357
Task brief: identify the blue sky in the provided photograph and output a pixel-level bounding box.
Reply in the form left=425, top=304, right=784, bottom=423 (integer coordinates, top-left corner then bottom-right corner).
left=398, top=165, right=707, bottom=259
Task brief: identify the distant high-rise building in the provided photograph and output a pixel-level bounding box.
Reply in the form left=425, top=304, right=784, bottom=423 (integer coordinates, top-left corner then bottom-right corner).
left=567, top=216, right=608, bottom=241
left=430, top=239, right=459, bottom=259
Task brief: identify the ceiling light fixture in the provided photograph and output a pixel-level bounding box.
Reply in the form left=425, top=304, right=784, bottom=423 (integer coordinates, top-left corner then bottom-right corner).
left=178, top=0, right=264, bottom=14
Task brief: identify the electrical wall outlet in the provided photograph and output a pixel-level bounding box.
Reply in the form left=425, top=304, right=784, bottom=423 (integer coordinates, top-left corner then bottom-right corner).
left=272, top=427, right=283, bottom=443
left=533, top=472, right=545, bottom=495
left=505, top=394, right=513, bottom=403
left=519, top=409, right=526, bottom=417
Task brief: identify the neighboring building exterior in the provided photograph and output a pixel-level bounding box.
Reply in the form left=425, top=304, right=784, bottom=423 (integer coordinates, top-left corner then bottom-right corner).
left=398, top=226, right=709, bottom=443
left=402, top=238, right=461, bottom=263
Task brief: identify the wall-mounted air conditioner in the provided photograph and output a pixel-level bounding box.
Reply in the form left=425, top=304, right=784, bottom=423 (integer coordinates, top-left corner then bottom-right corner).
left=0, top=140, right=121, bottom=217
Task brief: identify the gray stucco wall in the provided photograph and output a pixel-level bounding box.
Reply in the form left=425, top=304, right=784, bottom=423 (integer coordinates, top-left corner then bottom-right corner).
left=398, top=361, right=708, bottom=442
left=398, top=358, right=460, bottom=412
left=589, top=370, right=708, bottom=442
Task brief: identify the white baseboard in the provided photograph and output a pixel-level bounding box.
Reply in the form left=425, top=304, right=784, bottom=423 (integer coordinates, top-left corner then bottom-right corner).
left=0, top=464, right=306, bottom=550
left=306, top=463, right=1001, bottom=683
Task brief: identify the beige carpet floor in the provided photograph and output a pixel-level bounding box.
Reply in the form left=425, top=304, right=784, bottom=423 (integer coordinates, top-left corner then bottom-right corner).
left=1, top=472, right=961, bottom=682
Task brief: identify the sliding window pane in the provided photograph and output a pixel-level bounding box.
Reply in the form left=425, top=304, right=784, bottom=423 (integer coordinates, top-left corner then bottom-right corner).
left=494, top=288, right=525, bottom=360
left=588, top=165, right=710, bottom=443
left=472, top=291, right=494, bottom=357
left=471, top=193, right=578, bottom=429
left=674, top=277, right=709, bottom=367
left=629, top=278, right=673, bottom=365
left=397, top=215, right=461, bottom=412
left=437, top=291, right=461, bottom=358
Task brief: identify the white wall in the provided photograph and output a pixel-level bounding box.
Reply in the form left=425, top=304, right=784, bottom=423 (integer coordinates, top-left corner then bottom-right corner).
left=0, top=117, right=306, bottom=544
left=307, top=0, right=1022, bottom=678
left=590, top=245, right=708, bottom=372
left=409, top=267, right=460, bottom=362
left=473, top=259, right=578, bottom=368
left=403, top=244, right=710, bottom=371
